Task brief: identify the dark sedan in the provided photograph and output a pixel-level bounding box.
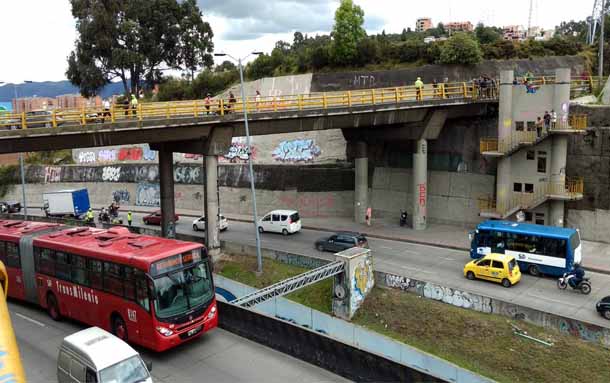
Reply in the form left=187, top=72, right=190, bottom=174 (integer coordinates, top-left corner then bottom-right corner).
left=596, top=296, right=610, bottom=320
left=315, top=232, right=368, bottom=253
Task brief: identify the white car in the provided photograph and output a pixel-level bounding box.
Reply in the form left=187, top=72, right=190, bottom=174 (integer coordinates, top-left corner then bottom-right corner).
left=258, top=210, right=301, bottom=235
left=192, top=214, right=228, bottom=232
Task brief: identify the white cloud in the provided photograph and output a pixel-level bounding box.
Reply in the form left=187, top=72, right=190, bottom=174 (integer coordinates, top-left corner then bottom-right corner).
left=0, top=0, right=592, bottom=83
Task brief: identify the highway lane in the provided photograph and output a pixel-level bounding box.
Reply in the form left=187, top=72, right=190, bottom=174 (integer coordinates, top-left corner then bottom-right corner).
left=125, top=212, right=610, bottom=329
left=23, top=210, right=610, bottom=328
left=9, top=300, right=349, bottom=383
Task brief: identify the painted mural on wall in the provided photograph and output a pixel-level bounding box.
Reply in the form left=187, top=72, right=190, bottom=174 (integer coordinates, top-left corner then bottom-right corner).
left=44, top=166, right=62, bottom=183
left=350, top=254, right=375, bottom=316
left=112, top=189, right=131, bottom=204
left=220, top=137, right=256, bottom=164
left=135, top=183, right=160, bottom=207
left=272, top=139, right=321, bottom=163
left=75, top=145, right=157, bottom=164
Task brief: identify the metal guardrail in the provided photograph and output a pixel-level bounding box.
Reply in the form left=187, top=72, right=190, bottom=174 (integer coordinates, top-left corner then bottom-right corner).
left=479, top=177, right=584, bottom=216
left=480, top=114, right=588, bottom=154
left=0, top=76, right=605, bottom=131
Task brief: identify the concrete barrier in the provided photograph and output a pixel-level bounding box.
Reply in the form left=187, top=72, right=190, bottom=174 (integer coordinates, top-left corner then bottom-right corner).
left=215, top=275, right=493, bottom=383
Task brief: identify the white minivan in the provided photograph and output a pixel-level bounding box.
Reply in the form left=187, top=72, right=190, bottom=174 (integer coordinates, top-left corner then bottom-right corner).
left=57, top=327, right=152, bottom=383
left=258, top=210, right=302, bottom=235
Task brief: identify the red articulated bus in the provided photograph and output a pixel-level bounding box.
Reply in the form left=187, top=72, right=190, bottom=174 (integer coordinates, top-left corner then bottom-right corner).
left=0, top=219, right=217, bottom=352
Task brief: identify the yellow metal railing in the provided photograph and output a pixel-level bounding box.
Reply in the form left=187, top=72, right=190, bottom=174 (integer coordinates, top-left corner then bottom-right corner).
left=0, top=261, right=27, bottom=383
left=0, top=76, right=604, bottom=131
left=479, top=177, right=584, bottom=216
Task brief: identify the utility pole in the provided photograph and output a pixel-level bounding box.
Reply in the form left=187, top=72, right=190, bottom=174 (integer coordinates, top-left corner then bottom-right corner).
left=527, top=0, right=534, bottom=37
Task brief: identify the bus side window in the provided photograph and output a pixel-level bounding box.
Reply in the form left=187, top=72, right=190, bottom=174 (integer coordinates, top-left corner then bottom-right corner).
left=87, top=260, right=103, bottom=290
left=35, top=248, right=56, bottom=276
left=124, top=267, right=136, bottom=301
left=6, top=242, right=20, bottom=269
left=135, top=270, right=150, bottom=312
left=557, top=240, right=567, bottom=259
left=0, top=241, right=6, bottom=264
left=55, top=252, right=72, bottom=281
left=71, top=255, right=89, bottom=287
left=103, top=262, right=124, bottom=297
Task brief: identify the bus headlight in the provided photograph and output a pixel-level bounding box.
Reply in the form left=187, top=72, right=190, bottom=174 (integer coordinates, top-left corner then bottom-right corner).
left=156, top=326, right=173, bottom=337
left=207, top=305, right=217, bottom=320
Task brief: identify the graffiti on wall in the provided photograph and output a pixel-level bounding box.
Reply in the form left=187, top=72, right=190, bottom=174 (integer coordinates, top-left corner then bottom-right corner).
left=44, top=166, right=62, bottom=183
left=143, top=146, right=157, bottom=161
left=102, top=166, right=121, bottom=182
left=353, top=75, right=375, bottom=88
left=272, top=139, right=321, bottom=163
left=112, top=189, right=130, bottom=203
left=118, top=147, right=143, bottom=161
left=558, top=319, right=606, bottom=343
left=98, top=149, right=117, bottom=162
left=183, top=153, right=204, bottom=160
left=174, top=166, right=201, bottom=184
left=220, top=138, right=256, bottom=164
left=384, top=274, right=412, bottom=291
left=78, top=151, right=96, bottom=164
left=135, top=183, right=160, bottom=207
left=422, top=283, right=492, bottom=313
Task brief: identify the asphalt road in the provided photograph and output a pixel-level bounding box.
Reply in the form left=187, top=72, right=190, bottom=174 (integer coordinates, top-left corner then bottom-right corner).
left=124, top=212, right=610, bottom=329
left=9, top=300, right=349, bottom=383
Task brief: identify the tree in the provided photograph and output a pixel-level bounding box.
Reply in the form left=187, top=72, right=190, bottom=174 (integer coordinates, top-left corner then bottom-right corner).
left=66, top=0, right=214, bottom=97
left=331, top=0, right=366, bottom=65
left=439, top=32, right=483, bottom=65
left=176, top=0, right=214, bottom=81
left=246, top=54, right=276, bottom=80
left=401, top=28, right=408, bottom=41
left=475, top=23, right=502, bottom=45
left=555, top=20, right=588, bottom=42
left=215, top=60, right=236, bottom=72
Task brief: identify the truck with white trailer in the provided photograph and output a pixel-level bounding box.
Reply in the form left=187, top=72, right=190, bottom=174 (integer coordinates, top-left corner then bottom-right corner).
left=43, top=189, right=91, bottom=218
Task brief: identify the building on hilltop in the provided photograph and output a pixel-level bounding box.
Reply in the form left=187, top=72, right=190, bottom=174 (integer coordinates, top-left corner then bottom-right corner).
left=444, top=21, right=474, bottom=34
left=503, top=25, right=527, bottom=41
left=416, top=18, right=433, bottom=32
left=12, top=97, right=55, bottom=113
left=56, top=94, right=102, bottom=109
left=12, top=94, right=101, bottom=113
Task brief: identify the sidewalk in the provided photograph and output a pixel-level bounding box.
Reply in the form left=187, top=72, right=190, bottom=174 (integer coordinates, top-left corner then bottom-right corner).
left=48, top=203, right=610, bottom=275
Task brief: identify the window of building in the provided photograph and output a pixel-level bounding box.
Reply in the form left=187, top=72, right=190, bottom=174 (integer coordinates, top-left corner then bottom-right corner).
left=525, top=212, right=533, bottom=222
left=526, top=121, right=536, bottom=131
left=524, top=183, right=534, bottom=193
left=513, top=183, right=523, bottom=192
left=526, top=151, right=535, bottom=160
left=515, top=121, right=525, bottom=131
left=535, top=213, right=545, bottom=225
left=537, top=156, right=547, bottom=173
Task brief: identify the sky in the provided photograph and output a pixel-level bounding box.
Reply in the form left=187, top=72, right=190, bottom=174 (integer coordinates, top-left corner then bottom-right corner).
left=0, top=0, right=591, bottom=84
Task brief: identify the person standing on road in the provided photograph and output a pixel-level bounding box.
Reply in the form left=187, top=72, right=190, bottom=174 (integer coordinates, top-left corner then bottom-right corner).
left=414, top=77, right=424, bottom=101
left=127, top=211, right=133, bottom=227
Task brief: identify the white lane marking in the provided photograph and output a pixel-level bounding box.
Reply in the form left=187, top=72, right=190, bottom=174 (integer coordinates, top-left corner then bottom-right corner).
left=379, top=246, right=393, bottom=250
left=440, top=257, right=457, bottom=261
left=15, top=312, right=46, bottom=327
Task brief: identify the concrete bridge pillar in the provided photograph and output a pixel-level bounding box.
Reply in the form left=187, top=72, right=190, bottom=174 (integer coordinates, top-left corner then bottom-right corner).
left=158, top=145, right=176, bottom=238
left=412, top=139, right=427, bottom=230
left=549, top=68, right=571, bottom=227
left=354, top=141, right=368, bottom=224
left=496, top=70, right=514, bottom=214
left=204, top=155, right=220, bottom=251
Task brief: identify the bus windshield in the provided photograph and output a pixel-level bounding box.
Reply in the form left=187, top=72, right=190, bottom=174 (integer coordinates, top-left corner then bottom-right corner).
left=152, top=261, right=213, bottom=319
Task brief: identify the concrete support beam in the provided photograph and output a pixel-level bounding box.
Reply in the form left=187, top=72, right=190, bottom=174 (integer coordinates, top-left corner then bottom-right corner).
left=412, top=139, right=427, bottom=230
left=204, top=155, right=220, bottom=252
left=354, top=141, right=368, bottom=224
left=496, top=71, right=514, bottom=213
left=420, top=109, right=448, bottom=140
left=158, top=146, right=176, bottom=238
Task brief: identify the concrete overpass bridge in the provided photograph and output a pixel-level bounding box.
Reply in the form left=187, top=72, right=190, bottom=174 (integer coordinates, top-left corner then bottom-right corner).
left=0, top=75, right=600, bottom=251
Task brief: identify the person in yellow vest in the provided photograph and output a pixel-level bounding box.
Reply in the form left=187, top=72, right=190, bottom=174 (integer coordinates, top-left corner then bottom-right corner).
left=130, top=94, right=138, bottom=117
left=85, top=208, right=94, bottom=223
left=127, top=211, right=133, bottom=227
left=414, top=77, right=424, bottom=101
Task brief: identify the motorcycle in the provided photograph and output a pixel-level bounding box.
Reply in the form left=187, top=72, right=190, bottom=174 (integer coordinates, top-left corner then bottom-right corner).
left=399, top=210, right=408, bottom=227
left=557, top=273, right=592, bottom=295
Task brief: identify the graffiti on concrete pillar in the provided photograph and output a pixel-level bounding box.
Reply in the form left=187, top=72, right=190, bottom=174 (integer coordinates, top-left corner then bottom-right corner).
left=418, top=183, right=426, bottom=207
left=135, top=183, right=160, bottom=207
left=143, top=146, right=157, bottom=161
left=350, top=256, right=375, bottom=312
left=98, top=149, right=117, bottom=162
left=174, top=166, right=201, bottom=184
left=272, top=139, right=321, bottom=163
left=44, top=166, right=62, bottom=183
left=220, top=138, right=255, bottom=164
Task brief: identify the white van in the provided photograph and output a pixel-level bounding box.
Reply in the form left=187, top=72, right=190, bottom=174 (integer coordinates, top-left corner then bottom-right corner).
left=57, top=327, right=152, bottom=383
left=258, top=210, right=302, bottom=235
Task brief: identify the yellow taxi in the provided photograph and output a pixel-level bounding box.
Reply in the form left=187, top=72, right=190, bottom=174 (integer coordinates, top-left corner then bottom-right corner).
left=463, top=253, right=521, bottom=288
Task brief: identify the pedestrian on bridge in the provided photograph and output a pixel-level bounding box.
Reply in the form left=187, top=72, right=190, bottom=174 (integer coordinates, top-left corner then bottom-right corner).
left=414, top=77, right=424, bottom=101
left=130, top=94, right=138, bottom=117
left=228, top=91, right=236, bottom=114
left=204, top=93, right=212, bottom=115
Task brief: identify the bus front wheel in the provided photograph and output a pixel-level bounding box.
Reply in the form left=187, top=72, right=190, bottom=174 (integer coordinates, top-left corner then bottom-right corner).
left=112, top=314, right=128, bottom=342
left=528, top=265, right=540, bottom=277
left=47, top=293, right=61, bottom=321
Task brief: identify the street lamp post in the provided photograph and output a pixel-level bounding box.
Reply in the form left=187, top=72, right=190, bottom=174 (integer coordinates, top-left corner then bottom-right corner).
left=214, top=52, right=264, bottom=272
left=0, top=80, right=32, bottom=219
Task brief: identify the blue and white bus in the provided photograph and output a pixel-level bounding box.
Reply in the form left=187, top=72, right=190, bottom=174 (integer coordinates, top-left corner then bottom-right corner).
left=470, top=220, right=582, bottom=277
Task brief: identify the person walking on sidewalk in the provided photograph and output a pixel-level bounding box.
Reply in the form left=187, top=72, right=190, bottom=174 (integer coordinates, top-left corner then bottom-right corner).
left=127, top=211, right=133, bottom=227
